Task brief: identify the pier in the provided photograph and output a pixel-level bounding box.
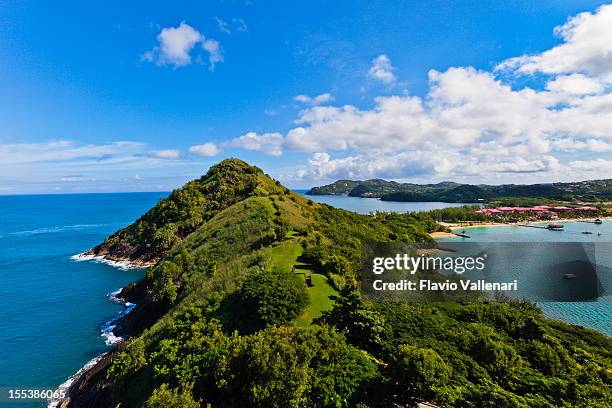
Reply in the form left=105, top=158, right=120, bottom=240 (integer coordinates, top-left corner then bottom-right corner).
left=577, top=219, right=603, bottom=224
left=517, top=224, right=564, bottom=231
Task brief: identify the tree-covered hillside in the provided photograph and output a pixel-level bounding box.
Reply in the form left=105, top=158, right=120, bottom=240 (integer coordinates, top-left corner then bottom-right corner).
left=65, top=159, right=611, bottom=408
left=307, top=178, right=612, bottom=203
left=86, top=159, right=288, bottom=265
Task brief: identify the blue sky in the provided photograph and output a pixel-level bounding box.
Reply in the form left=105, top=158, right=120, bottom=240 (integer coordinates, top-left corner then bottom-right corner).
left=1, top=0, right=611, bottom=194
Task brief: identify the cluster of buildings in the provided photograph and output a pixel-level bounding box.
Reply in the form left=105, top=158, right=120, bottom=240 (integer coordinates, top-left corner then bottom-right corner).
left=476, top=205, right=598, bottom=220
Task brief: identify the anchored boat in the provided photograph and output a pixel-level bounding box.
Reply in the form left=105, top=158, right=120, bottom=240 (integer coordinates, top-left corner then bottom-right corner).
left=547, top=224, right=564, bottom=231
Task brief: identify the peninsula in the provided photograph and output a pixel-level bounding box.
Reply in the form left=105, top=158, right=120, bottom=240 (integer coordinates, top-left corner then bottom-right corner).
left=307, top=178, right=612, bottom=204
left=60, top=159, right=611, bottom=408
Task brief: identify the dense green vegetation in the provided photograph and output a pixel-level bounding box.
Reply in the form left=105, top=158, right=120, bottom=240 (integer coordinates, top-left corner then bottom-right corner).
left=419, top=205, right=488, bottom=223
left=320, top=290, right=612, bottom=407
left=78, top=159, right=611, bottom=408
left=308, top=178, right=612, bottom=203
left=90, top=159, right=278, bottom=263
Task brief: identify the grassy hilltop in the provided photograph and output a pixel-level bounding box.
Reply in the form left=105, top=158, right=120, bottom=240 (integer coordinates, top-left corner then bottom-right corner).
left=68, top=159, right=611, bottom=408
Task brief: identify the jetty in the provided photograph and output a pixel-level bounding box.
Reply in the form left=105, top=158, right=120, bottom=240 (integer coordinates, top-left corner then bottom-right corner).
left=577, top=219, right=603, bottom=224
left=517, top=223, right=564, bottom=231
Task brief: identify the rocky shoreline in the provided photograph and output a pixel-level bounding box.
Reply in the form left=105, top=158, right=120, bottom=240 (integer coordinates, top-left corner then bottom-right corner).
left=54, top=254, right=166, bottom=408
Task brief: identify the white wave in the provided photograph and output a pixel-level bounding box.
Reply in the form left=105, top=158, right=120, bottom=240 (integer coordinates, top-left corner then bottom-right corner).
left=101, top=329, right=122, bottom=346
left=70, top=253, right=144, bottom=271
left=10, top=223, right=116, bottom=236
left=49, top=290, right=139, bottom=405
left=47, top=352, right=108, bottom=408
left=107, top=288, right=124, bottom=304
left=100, top=298, right=137, bottom=346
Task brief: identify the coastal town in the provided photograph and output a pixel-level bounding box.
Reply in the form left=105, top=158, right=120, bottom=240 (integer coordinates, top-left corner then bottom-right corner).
left=476, top=205, right=601, bottom=222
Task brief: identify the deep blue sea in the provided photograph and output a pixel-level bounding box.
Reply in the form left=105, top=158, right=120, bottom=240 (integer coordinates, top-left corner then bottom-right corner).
left=0, top=193, right=609, bottom=407
left=0, top=193, right=166, bottom=407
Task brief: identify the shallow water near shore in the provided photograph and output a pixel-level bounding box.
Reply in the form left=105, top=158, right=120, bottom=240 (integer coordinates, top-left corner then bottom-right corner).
left=438, top=221, right=612, bottom=335
left=0, top=193, right=165, bottom=407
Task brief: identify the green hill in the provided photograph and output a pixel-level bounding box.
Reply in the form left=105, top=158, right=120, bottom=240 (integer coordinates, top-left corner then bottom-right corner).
left=86, top=159, right=287, bottom=265
left=66, top=159, right=611, bottom=408
left=308, top=178, right=612, bottom=203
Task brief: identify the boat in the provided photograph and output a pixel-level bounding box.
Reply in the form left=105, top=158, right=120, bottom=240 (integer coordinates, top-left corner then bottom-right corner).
left=594, top=218, right=603, bottom=224
left=582, top=231, right=593, bottom=235
left=563, top=273, right=577, bottom=279
left=547, top=224, right=564, bottom=230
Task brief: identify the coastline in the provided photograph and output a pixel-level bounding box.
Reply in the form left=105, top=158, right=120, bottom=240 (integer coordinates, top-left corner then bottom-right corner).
left=429, top=231, right=456, bottom=238
left=71, top=252, right=156, bottom=269
left=441, top=216, right=612, bottom=231
left=50, top=253, right=146, bottom=408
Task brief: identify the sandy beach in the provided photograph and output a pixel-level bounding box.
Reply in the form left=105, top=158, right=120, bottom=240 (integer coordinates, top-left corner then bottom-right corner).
left=428, top=216, right=611, bottom=238
left=429, top=231, right=457, bottom=238
left=444, top=216, right=611, bottom=230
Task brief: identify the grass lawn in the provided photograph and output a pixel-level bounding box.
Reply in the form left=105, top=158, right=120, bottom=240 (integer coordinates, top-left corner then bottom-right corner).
left=295, top=273, right=338, bottom=327
left=266, top=238, right=338, bottom=328
left=267, top=239, right=303, bottom=273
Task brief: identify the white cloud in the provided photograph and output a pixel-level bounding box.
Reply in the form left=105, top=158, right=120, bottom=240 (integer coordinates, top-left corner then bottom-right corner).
left=0, top=140, right=146, bottom=165
left=368, top=54, right=396, bottom=83
left=227, top=132, right=284, bottom=156
left=546, top=74, right=604, bottom=96
left=229, top=4, right=612, bottom=184
left=143, top=21, right=223, bottom=69
left=551, top=137, right=612, bottom=152
left=214, top=17, right=231, bottom=34
left=189, top=143, right=221, bottom=157
left=152, top=149, right=181, bottom=159
left=0, top=140, right=202, bottom=194
left=214, top=17, right=248, bottom=34
left=293, top=93, right=335, bottom=106
left=568, top=158, right=612, bottom=172
left=497, top=4, right=612, bottom=83
left=202, top=39, right=224, bottom=70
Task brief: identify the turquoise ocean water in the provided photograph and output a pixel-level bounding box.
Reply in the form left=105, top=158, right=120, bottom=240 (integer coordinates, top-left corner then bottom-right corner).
left=437, top=221, right=611, bottom=336
left=0, top=192, right=608, bottom=407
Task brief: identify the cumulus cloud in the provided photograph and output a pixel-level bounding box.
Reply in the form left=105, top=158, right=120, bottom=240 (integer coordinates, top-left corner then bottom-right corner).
left=189, top=143, right=221, bottom=157
left=545, top=74, right=604, bottom=96
left=293, top=93, right=335, bottom=106
left=497, top=4, right=612, bottom=83
left=227, top=4, right=612, bottom=184
left=227, top=132, right=284, bottom=156
left=143, top=21, right=223, bottom=69
left=368, top=54, right=396, bottom=83
left=152, top=149, right=181, bottom=159
left=202, top=38, right=224, bottom=70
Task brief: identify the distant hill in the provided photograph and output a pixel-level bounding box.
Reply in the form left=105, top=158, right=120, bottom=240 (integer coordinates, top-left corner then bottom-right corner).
left=307, top=178, right=612, bottom=203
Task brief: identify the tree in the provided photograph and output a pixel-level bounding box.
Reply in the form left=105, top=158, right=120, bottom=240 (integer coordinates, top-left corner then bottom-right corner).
left=145, top=384, right=200, bottom=408
left=393, top=345, right=451, bottom=395
left=239, top=269, right=309, bottom=328
left=147, top=260, right=183, bottom=303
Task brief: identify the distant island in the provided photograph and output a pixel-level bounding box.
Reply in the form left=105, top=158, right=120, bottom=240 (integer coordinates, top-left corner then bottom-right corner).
left=307, top=178, right=612, bottom=204
left=60, top=159, right=612, bottom=408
